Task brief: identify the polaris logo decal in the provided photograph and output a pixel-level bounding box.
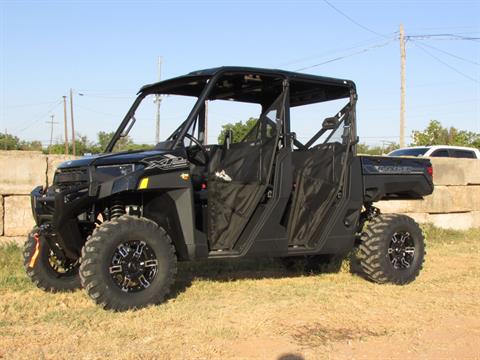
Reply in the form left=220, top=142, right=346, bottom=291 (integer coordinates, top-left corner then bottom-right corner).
left=143, top=155, right=188, bottom=170
left=365, top=165, right=424, bottom=175
left=215, top=170, right=232, bottom=182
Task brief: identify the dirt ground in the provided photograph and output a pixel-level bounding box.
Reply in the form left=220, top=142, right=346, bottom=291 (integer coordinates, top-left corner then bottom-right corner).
left=0, top=226, right=479, bottom=359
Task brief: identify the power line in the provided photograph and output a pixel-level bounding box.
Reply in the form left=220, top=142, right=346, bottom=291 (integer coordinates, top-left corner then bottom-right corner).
left=322, top=0, right=388, bottom=38
left=295, top=38, right=395, bottom=71
left=408, top=40, right=479, bottom=66
left=79, top=93, right=133, bottom=100
left=412, top=41, right=480, bottom=84
left=407, top=33, right=480, bottom=41
left=277, top=34, right=395, bottom=67
left=6, top=99, right=63, bottom=109
left=14, top=99, right=63, bottom=133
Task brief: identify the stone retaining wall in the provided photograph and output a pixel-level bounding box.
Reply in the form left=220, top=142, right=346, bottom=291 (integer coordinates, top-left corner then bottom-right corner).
left=0, top=151, right=76, bottom=244
left=0, top=152, right=478, bottom=245
left=377, top=158, right=480, bottom=230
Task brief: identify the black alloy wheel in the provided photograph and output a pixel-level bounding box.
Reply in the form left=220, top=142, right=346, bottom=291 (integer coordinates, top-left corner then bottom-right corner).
left=109, top=240, right=159, bottom=293
left=388, top=231, right=416, bottom=270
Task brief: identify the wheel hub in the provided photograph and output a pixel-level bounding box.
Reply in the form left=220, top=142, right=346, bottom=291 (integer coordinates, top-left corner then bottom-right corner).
left=388, top=231, right=415, bottom=270
left=109, top=240, right=158, bottom=293
left=47, top=249, right=78, bottom=276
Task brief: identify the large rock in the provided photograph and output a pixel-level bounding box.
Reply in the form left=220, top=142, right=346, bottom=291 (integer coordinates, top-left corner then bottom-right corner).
left=377, top=185, right=480, bottom=214
left=400, top=211, right=480, bottom=230
left=0, top=151, right=47, bottom=194
left=47, top=154, right=78, bottom=187
left=4, top=196, right=35, bottom=236
left=427, top=211, right=480, bottom=230
left=431, top=158, right=480, bottom=186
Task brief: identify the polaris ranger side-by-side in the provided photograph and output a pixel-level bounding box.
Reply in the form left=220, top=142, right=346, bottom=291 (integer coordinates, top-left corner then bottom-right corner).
left=25, top=67, right=433, bottom=311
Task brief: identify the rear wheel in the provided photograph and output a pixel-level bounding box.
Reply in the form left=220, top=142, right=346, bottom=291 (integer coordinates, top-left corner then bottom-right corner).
left=357, top=214, right=425, bottom=284
left=23, top=227, right=81, bottom=292
left=80, top=215, right=177, bottom=311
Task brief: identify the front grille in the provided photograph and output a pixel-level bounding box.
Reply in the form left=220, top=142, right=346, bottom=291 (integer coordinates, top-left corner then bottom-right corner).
left=54, top=167, right=89, bottom=189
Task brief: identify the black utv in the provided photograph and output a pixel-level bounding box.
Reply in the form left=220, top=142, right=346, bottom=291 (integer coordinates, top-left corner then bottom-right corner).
left=25, top=67, right=433, bottom=311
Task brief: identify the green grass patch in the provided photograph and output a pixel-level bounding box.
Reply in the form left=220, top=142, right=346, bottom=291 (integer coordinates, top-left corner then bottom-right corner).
left=422, top=223, right=480, bottom=244
left=0, top=243, right=32, bottom=291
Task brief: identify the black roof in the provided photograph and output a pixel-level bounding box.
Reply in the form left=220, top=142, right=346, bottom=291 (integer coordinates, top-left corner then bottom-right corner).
left=139, top=66, right=355, bottom=106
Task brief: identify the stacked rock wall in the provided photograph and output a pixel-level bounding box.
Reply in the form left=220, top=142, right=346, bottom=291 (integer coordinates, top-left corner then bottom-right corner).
left=0, top=152, right=478, bottom=245
left=0, top=151, right=76, bottom=243
left=377, top=158, right=480, bottom=230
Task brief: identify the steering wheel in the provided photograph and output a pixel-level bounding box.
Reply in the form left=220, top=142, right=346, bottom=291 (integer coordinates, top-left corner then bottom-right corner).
left=184, top=133, right=209, bottom=166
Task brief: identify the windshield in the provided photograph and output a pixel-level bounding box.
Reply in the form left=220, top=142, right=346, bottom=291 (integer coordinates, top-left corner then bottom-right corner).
left=388, top=148, right=429, bottom=157
left=106, top=93, right=200, bottom=153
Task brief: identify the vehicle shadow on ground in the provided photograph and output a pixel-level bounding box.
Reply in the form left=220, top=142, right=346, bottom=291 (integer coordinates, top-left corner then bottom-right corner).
left=169, top=254, right=362, bottom=299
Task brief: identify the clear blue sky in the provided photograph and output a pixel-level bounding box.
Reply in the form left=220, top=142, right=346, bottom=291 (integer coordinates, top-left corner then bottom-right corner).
left=1, top=0, right=479, bottom=148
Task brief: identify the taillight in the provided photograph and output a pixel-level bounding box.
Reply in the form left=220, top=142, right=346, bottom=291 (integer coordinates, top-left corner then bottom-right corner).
left=427, top=166, right=433, bottom=177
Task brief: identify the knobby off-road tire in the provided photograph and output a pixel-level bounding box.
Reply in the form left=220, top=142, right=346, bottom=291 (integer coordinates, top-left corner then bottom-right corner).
left=358, top=214, right=425, bottom=285
left=23, top=227, right=81, bottom=292
left=80, top=215, right=177, bottom=311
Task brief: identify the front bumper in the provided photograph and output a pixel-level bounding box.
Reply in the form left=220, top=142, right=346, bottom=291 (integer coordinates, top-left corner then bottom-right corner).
left=31, top=185, right=93, bottom=259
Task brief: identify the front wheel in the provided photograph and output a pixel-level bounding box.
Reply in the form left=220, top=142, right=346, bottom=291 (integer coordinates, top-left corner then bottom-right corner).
left=23, top=227, right=81, bottom=292
left=80, top=215, right=177, bottom=311
left=356, top=214, right=425, bottom=285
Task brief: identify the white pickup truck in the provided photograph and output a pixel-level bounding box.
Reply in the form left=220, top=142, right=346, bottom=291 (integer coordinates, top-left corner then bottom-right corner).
left=388, top=145, right=480, bottom=159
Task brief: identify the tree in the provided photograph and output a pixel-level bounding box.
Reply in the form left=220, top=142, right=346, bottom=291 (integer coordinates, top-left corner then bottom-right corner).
left=357, top=142, right=399, bottom=155
left=48, top=134, right=94, bottom=155
left=97, top=131, right=115, bottom=151
left=93, top=131, right=143, bottom=153
left=411, top=120, right=480, bottom=148
left=217, top=118, right=258, bottom=144
left=0, top=133, right=20, bottom=150
left=19, top=140, right=42, bottom=151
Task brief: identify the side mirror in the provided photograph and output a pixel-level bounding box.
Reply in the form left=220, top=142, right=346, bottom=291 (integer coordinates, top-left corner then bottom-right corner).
left=322, top=117, right=338, bottom=130
left=224, top=129, right=233, bottom=149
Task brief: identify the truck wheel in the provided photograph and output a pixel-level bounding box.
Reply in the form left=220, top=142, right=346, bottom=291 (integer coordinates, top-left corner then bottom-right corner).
left=23, top=227, right=81, bottom=292
left=357, top=214, right=425, bottom=285
left=80, top=215, right=177, bottom=311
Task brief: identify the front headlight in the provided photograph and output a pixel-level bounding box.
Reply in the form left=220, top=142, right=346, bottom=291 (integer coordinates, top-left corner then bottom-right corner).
left=95, top=164, right=143, bottom=181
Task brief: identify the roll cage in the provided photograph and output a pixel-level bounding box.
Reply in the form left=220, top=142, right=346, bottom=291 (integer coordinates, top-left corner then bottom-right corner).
left=106, top=66, right=358, bottom=153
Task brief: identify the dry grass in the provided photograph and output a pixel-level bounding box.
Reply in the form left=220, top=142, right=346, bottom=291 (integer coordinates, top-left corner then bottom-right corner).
left=0, top=226, right=479, bottom=359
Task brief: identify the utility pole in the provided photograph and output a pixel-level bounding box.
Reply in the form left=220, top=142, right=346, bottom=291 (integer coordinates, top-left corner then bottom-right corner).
left=70, top=88, right=76, bottom=156
left=46, top=115, right=58, bottom=154
left=399, top=23, right=406, bottom=148
left=3, top=129, right=7, bottom=150
left=154, top=57, right=163, bottom=144
left=63, top=96, right=69, bottom=155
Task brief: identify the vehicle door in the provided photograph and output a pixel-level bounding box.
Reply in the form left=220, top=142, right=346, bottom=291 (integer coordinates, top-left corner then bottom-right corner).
left=287, top=108, right=353, bottom=248
left=207, top=92, right=286, bottom=250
